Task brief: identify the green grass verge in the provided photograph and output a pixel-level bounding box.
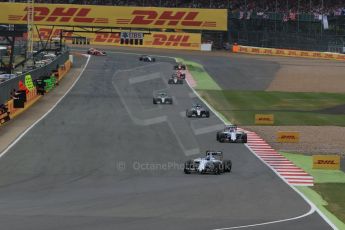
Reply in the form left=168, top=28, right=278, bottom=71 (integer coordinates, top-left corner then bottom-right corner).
left=298, top=186, right=345, bottom=229
left=314, top=184, right=345, bottom=223
left=176, top=58, right=221, bottom=90
left=282, top=152, right=345, bottom=228
left=197, top=90, right=345, bottom=126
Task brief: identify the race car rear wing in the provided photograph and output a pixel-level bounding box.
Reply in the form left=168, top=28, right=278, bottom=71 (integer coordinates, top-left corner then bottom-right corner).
left=205, top=151, right=223, bottom=160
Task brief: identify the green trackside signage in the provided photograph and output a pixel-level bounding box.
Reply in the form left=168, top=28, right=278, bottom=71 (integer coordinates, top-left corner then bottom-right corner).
left=24, top=75, right=35, bottom=90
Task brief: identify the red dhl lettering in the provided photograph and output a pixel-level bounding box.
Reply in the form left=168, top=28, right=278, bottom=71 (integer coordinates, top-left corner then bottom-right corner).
left=301, top=52, right=309, bottom=56
left=130, top=10, right=202, bottom=27
left=276, top=49, right=285, bottom=54
left=313, top=53, right=322, bottom=57
left=325, top=54, right=334, bottom=58
left=316, top=160, right=336, bottom=165
left=258, top=118, right=272, bottom=121
left=280, top=135, right=297, bottom=139
left=264, top=49, right=272, bottom=54
left=37, top=28, right=73, bottom=40
left=252, top=48, right=260, bottom=53
left=152, top=34, right=192, bottom=47
left=288, top=51, right=297, bottom=55
left=94, top=33, right=120, bottom=43
left=22, top=7, right=95, bottom=23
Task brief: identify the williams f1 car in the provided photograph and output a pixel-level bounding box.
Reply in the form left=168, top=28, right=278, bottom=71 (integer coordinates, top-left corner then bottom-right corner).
left=139, top=55, right=156, bottom=62
left=184, top=151, right=232, bottom=175
left=87, top=48, right=106, bottom=56
left=174, top=63, right=186, bottom=70
left=168, top=75, right=183, bottom=84
left=153, top=92, right=173, bottom=104
left=186, top=104, right=210, bottom=118
left=216, top=125, right=247, bottom=143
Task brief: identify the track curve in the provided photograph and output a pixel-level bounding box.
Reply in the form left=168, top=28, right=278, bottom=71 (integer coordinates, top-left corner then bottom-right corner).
left=0, top=51, right=333, bottom=230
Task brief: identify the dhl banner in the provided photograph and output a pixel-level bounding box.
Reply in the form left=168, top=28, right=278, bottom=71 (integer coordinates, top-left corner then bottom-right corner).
left=312, top=155, right=340, bottom=170
left=0, top=2, right=227, bottom=31
left=34, top=26, right=201, bottom=50
left=276, top=131, right=300, bottom=143
left=255, top=114, right=274, bottom=125
left=233, top=45, right=345, bottom=61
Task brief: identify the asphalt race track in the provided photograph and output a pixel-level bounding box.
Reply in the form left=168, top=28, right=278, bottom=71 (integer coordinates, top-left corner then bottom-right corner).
left=0, top=52, right=333, bottom=230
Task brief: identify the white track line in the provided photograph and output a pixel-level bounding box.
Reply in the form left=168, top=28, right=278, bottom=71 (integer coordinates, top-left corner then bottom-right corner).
left=0, top=55, right=91, bottom=159
left=213, top=207, right=315, bottom=230
left=74, top=49, right=337, bottom=230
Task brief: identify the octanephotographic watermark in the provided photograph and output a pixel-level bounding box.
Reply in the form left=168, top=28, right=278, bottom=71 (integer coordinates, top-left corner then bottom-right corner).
left=115, top=161, right=185, bottom=172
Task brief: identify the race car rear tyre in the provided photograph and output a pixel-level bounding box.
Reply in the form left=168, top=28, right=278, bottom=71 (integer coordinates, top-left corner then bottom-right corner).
left=153, top=99, right=157, bottom=104
left=205, top=111, right=210, bottom=118
left=213, top=163, right=221, bottom=175
left=184, top=169, right=191, bottom=174
left=223, top=160, right=232, bottom=172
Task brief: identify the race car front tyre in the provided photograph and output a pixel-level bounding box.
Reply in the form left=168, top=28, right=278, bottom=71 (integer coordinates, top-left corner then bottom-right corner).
left=186, top=110, right=192, bottom=117
left=205, top=111, right=210, bottom=118
left=153, top=99, right=157, bottom=104
left=184, top=161, right=192, bottom=174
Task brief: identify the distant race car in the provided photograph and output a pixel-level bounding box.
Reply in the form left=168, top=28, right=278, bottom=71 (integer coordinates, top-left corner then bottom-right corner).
left=139, top=55, right=156, bottom=62
left=184, top=151, right=232, bottom=175
left=174, top=63, right=186, bottom=70
left=174, top=70, right=185, bottom=79
left=153, top=92, right=173, bottom=104
left=168, top=75, right=183, bottom=84
left=186, top=104, right=210, bottom=118
left=216, top=125, right=247, bottom=143
left=87, top=48, right=106, bottom=56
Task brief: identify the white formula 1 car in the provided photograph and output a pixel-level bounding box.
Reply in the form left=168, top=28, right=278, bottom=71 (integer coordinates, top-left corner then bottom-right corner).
left=216, top=125, right=247, bottom=143
left=186, top=104, right=210, bottom=118
left=153, top=92, right=173, bottom=104
left=139, top=55, right=156, bottom=62
left=184, top=151, right=232, bottom=175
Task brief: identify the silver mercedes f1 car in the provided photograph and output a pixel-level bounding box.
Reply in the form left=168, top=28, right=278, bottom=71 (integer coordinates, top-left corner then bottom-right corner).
left=153, top=92, right=173, bottom=104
